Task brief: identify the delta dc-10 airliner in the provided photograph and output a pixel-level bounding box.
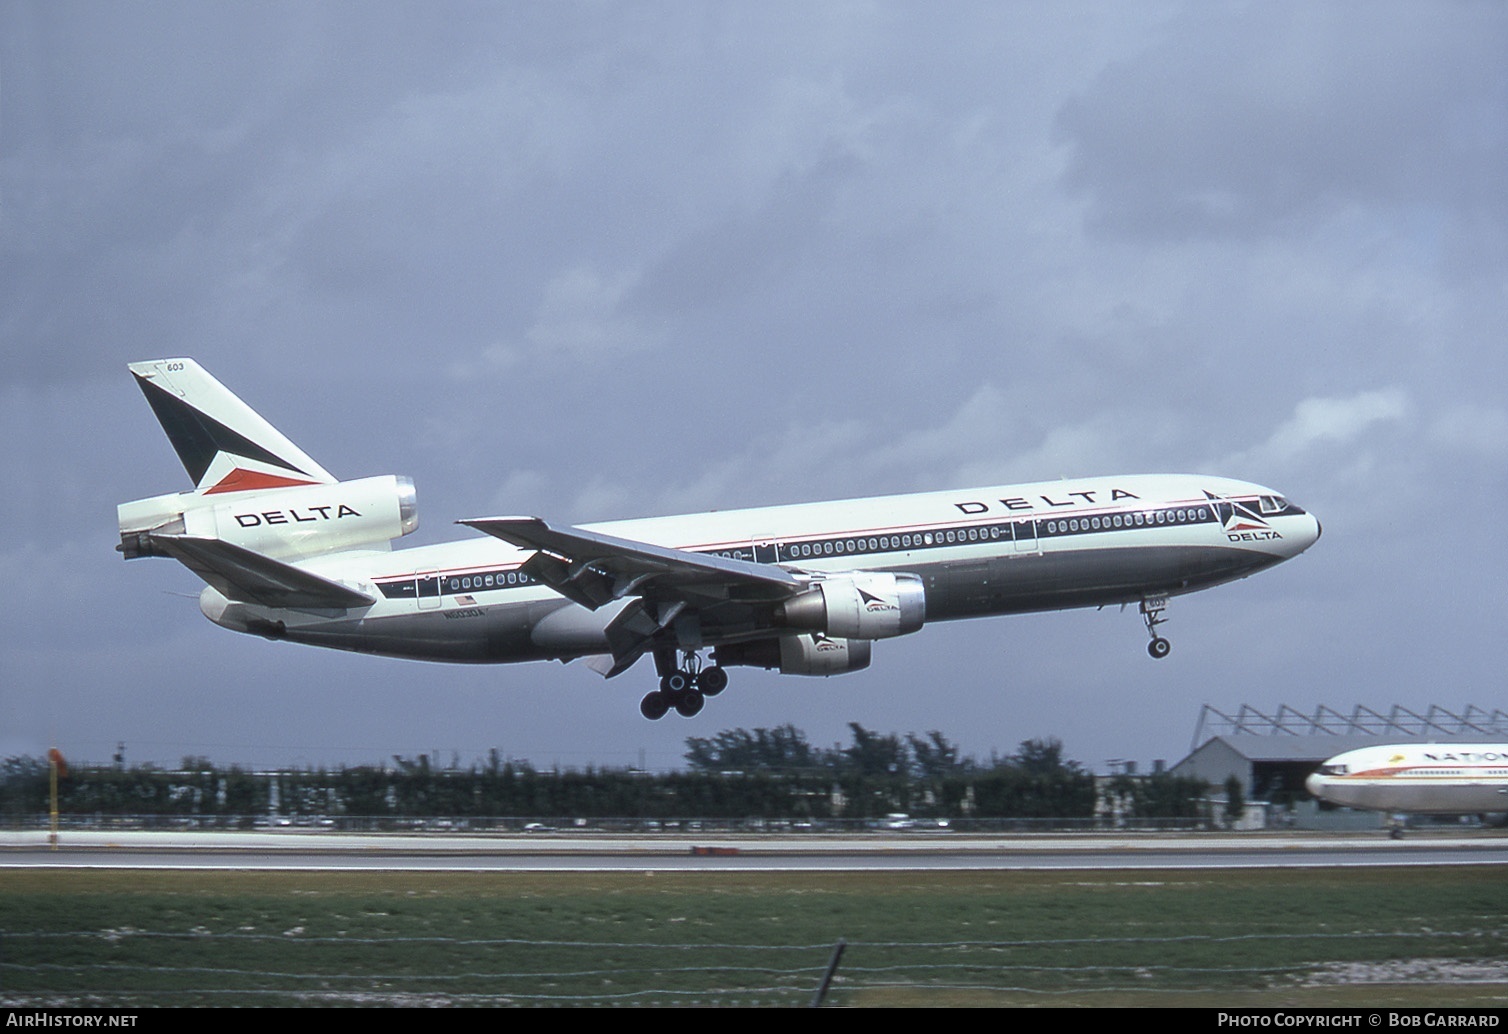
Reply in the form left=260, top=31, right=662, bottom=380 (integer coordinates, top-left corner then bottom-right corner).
left=118, top=359, right=1321, bottom=720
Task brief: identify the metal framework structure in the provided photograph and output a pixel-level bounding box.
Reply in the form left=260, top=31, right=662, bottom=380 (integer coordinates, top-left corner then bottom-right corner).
left=1192, top=704, right=1508, bottom=753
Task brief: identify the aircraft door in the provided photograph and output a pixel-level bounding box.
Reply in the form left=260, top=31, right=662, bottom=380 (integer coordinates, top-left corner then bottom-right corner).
left=1013, top=518, right=1038, bottom=552
left=417, top=570, right=442, bottom=610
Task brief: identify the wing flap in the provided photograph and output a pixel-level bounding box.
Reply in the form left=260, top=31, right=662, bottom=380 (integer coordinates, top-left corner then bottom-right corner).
left=149, top=534, right=375, bottom=610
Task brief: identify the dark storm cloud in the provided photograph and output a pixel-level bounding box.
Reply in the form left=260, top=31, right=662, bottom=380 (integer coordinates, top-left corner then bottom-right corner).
left=1056, top=2, right=1508, bottom=241
left=3, top=2, right=1504, bottom=772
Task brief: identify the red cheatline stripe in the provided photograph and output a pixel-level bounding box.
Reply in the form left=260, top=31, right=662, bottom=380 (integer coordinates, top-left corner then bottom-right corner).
left=204, top=468, right=320, bottom=494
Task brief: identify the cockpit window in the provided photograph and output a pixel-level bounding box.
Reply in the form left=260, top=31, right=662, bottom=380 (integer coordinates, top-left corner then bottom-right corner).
left=1259, top=495, right=1288, bottom=514
left=1316, top=764, right=1347, bottom=776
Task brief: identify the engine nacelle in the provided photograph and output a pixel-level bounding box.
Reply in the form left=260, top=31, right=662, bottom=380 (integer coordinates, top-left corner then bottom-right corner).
left=775, top=571, right=926, bottom=640
left=118, top=475, right=419, bottom=561
left=715, top=635, right=872, bottom=676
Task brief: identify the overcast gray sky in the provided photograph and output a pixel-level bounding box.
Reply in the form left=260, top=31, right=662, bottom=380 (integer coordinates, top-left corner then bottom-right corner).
left=3, top=1, right=1504, bottom=774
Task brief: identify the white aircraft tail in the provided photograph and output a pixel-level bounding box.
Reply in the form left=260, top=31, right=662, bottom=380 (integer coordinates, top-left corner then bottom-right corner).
left=119, top=360, right=417, bottom=567
left=127, top=358, right=335, bottom=494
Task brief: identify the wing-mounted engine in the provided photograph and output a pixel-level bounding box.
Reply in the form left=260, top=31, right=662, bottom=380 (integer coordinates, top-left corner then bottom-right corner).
left=715, top=634, right=872, bottom=676
left=774, top=571, right=926, bottom=640
left=118, top=474, right=419, bottom=562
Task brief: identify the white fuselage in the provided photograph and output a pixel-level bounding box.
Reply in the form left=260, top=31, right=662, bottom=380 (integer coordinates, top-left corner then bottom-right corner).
left=121, top=358, right=1323, bottom=714
left=1306, top=744, right=1508, bottom=814
left=197, top=472, right=1320, bottom=666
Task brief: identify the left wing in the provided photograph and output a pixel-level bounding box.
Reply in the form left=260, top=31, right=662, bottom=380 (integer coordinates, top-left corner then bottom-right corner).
left=458, top=516, right=801, bottom=608
left=459, top=516, right=805, bottom=675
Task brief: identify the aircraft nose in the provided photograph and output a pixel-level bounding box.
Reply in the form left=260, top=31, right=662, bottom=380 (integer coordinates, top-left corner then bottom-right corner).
left=1288, top=510, right=1322, bottom=557
left=1305, top=513, right=1321, bottom=548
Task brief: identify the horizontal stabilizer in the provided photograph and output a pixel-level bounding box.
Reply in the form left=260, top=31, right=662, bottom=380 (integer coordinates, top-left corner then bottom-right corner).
left=148, top=534, right=374, bottom=610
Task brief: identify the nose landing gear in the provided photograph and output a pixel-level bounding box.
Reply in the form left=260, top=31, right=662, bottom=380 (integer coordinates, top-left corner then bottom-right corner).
left=1141, top=596, right=1171, bottom=659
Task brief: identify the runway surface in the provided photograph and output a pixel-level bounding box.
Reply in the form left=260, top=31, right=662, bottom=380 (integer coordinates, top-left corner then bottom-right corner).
left=5, top=829, right=1507, bottom=871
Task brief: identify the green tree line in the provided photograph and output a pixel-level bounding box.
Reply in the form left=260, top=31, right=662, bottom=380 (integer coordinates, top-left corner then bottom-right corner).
left=1, top=725, right=1206, bottom=822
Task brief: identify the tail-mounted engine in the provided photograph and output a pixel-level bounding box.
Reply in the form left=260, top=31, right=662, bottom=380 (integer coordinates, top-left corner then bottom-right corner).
left=715, top=634, right=872, bottom=676
left=775, top=571, right=926, bottom=640
left=118, top=475, right=419, bottom=561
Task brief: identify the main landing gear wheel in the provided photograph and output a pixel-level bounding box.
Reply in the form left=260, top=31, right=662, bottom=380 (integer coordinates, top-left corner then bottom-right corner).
left=639, top=650, right=732, bottom=719
left=698, top=666, right=729, bottom=696
left=641, top=682, right=706, bottom=720
left=639, top=691, right=670, bottom=721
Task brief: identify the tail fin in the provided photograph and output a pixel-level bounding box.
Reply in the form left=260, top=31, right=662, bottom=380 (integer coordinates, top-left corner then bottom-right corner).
left=129, top=359, right=335, bottom=493
left=121, top=360, right=417, bottom=566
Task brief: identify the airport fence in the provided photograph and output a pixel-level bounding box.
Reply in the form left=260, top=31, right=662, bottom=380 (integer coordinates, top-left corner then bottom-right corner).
left=4, top=812, right=1221, bottom=834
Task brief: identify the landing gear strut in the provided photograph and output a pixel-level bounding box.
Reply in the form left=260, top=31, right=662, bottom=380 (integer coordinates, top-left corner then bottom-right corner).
left=1141, top=596, right=1171, bottom=659
left=638, top=650, right=729, bottom=720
